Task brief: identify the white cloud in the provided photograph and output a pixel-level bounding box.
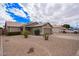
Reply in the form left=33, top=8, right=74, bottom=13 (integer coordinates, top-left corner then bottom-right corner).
left=9, top=8, right=27, bottom=18
left=0, top=3, right=79, bottom=27
left=21, top=3, right=79, bottom=26
left=0, top=4, right=16, bottom=25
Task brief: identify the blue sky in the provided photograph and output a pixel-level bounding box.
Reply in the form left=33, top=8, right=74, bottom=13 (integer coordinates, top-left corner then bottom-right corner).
left=4, top=3, right=31, bottom=23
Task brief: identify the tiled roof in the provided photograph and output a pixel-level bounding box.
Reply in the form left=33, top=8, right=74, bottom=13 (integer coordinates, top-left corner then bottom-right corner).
left=26, top=22, right=53, bottom=28
left=31, top=23, right=48, bottom=27
left=26, top=22, right=39, bottom=27
left=6, top=21, right=23, bottom=27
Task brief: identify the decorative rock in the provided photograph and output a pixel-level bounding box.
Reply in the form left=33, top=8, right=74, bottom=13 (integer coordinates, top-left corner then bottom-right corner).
left=27, top=47, right=34, bottom=54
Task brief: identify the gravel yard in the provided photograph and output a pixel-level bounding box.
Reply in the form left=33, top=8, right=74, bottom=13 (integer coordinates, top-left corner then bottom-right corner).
left=0, top=36, right=3, bottom=56
left=1, top=33, right=79, bottom=56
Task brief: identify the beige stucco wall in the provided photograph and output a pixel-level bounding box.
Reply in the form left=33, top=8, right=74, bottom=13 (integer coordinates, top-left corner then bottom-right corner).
left=7, top=27, right=21, bottom=32
left=42, top=24, right=52, bottom=34
left=43, top=28, right=52, bottom=34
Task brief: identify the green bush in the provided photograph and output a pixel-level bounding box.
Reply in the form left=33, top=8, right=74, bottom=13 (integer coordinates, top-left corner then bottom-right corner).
left=62, top=24, right=70, bottom=29
left=21, top=30, right=30, bottom=38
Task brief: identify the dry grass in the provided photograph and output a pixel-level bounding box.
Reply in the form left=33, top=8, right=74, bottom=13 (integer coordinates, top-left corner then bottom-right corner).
left=2, top=33, right=79, bottom=56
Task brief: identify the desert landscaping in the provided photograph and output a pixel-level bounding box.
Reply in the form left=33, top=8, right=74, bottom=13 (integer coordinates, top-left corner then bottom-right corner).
left=0, top=3, right=79, bottom=57
left=0, top=33, right=79, bottom=56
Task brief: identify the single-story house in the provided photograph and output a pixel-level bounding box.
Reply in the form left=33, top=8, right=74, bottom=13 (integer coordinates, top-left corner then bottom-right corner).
left=5, top=21, right=23, bottom=35
left=24, top=22, right=53, bottom=35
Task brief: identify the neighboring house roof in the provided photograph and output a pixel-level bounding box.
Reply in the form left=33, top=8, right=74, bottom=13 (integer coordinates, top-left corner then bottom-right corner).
left=6, top=21, right=23, bottom=27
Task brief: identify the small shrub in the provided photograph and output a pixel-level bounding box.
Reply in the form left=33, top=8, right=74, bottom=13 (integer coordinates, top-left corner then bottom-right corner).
left=43, top=33, right=49, bottom=40
left=21, top=30, right=30, bottom=38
